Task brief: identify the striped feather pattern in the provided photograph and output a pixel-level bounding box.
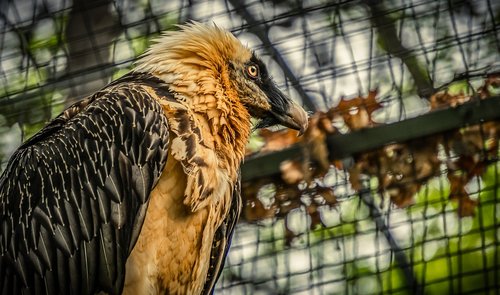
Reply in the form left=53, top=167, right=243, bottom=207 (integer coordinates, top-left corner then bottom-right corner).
left=201, top=175, right=242, bottom=295
left=0, top=73, right=171, bottom=295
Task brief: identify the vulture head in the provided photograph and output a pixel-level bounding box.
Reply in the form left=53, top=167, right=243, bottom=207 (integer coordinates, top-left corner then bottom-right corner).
left=135, top=22, right=308, bottom=135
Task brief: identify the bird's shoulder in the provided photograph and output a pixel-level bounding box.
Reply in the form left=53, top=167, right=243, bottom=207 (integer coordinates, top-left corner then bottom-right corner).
left=14, top=72, right=171, bottom=151
left=0, top=71, right=173, bottom=295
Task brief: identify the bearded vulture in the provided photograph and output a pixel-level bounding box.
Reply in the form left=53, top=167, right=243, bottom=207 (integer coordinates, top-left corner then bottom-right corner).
left=0, top=22, right=308, bottom=295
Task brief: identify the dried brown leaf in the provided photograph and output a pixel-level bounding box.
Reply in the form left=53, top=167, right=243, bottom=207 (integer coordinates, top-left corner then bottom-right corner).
left=430, top=91, right=470, bottom=110
left=280, top=160, right=305, bottom=185
left=303, top=112, right=336, bottom=172
left=316, top=187, right=337, bottom=205
left=275, top=186, right=300, bottom=202
left=478, top=74, right=500, bottom=99
left=448, top=173, right=470, bottom=200
left=307, top=203, right=322, bottom=229
left=259, top=128, right=302, bottom=153
left=336, top=89, right=381, bottom=130
left=244, top=199, right=277, bottom=222
left=456, top=197, right=477, bottom=217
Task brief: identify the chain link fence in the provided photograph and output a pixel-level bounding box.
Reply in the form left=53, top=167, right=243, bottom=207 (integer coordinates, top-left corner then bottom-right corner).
left=1, top=0, right=499, bottom=294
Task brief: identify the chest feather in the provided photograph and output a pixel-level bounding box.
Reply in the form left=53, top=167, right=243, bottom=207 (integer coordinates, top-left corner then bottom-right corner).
left=123, top=155, right=233, bottom=295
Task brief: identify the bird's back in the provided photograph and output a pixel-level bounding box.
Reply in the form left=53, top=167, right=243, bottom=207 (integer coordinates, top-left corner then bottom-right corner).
left=0, top=73, right=171, bottom=295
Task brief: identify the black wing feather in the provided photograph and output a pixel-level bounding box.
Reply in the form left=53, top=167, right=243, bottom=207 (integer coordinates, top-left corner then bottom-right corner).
left=202, top=175, right=242, bottom=295
left=0, top=73, right=171, bottom=295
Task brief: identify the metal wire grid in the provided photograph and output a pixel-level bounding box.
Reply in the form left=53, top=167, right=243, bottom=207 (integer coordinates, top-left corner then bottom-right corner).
left=219, top=158, right=500, bottom=294
left=1, top=0, right=497, bottom=123
left=0, top=0, right=499, bottom=294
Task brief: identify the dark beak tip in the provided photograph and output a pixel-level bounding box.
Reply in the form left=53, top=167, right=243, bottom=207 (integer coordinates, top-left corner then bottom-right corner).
left=267, top=94, right=309, bottom=135
left=290, top=103, right=308, bottom=136
left=294, top=119, right=308, bottom=136
left=298, top=124, right=307, bottom=136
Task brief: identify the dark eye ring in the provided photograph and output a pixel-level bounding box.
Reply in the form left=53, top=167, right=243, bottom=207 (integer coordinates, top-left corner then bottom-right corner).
left=246, top=64, right=259, bottom=79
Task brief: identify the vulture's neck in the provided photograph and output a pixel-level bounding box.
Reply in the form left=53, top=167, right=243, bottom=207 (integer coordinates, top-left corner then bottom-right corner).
left=151, top=64, right=251, bottom=180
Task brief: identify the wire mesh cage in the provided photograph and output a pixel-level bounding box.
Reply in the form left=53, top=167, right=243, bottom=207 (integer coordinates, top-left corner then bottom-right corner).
left=0, top=0, right=499, bottom=294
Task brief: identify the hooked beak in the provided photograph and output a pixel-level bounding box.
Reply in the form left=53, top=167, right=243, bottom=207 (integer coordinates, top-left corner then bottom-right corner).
left=253, top=77, right=309, bottom=135
left=271, top=101, right=309, bottom=135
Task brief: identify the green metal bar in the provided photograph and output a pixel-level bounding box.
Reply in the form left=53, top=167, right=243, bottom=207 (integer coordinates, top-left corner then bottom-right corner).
left=242, top=95, right=500, bottom=182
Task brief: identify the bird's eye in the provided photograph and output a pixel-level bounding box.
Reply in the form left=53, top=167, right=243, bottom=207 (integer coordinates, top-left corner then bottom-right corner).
left=246, top=64, right=259, bottom=79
